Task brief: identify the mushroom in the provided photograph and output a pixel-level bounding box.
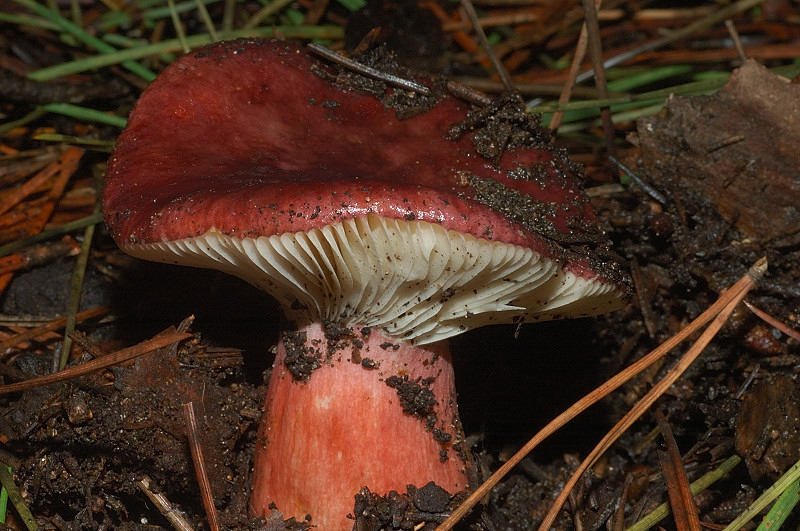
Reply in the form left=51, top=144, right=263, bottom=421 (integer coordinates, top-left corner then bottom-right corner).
left=103, top=39, right=628, bottom=530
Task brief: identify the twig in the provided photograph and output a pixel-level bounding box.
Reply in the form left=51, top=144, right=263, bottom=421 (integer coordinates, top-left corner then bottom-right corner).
left=66, top=330, right=107, bottom=359
left=656, top=411, right=702, bottom=531
left=460, top=0, right=514, bottom=91
left=582, top=0, right=616, bottom=158
left=0, top=305, right=108, bottom=356
left=630, top=258, right=657, bottom=338
left=0, top=212, right=104, bottom=259
left=743, top=300, right=800, bottom=342
left=60, top=171, right=102, bottom=370
left=0, top=237, right=78, bottom=277
left=307, top=43, right=432, bottom=96
left=423, top=1, right=493, bottom=72
left=549, top=19, right=590, bottom=132
left=724, top=19, right=748, bottom=63
left=137, top=475, right=195, bottom=531
left=0, top=157, right=60, bottom=218
left=0, top=328, right=191, bottom=395
left=610, top=155, right=666, bottom=204
left=183, top=402, right=221, bottom=531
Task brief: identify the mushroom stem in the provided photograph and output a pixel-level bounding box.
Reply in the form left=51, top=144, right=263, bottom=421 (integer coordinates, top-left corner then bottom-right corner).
left=250, top=322, right=471, bottom=530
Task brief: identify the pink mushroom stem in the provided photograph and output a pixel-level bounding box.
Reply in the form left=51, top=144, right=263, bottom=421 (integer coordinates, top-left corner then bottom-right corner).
left=251, top=322, right=468, bottom=529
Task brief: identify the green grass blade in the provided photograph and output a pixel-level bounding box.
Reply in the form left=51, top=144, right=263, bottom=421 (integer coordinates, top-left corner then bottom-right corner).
left=0, top=466, right=9, bottom=523
left=530, top=77, right=725, bottom=114
left=101, top=33, right=177, bottom=63
left=0, top=464, right=38, bottom=531
left=531, top=64, right=800, bottom=115
left=166, top=0, right=191, bottom=53
left=756, top=477, right=800, bottom=531
left=336, top=0, right=365, bottom=10
left=12, top=0, right=157, bottom=81
left=606, top=64, right=695, bottom=93
left=193, top=0, right=219, bottom=42
left=60, top=173, right=101, bottom=370
left=0, top=11, right=58, bottom=30
left=33, top=133, right=116, bottom=151
left=40, top=103, right=127, bottom=128
left=552, top=103, right=665, bottom=133
left=28, top=25, right=345, bottom=81
left=140, top=0, right=217, bottom=23
left=243, top=0, right=293, bottom=29
left=724, top=459, right=800, bottom=531
left=0, top=108, right=48, bottom=136
left=627, top=455, right=741, bottom=531
left=0, top=213, right=104, bottom=259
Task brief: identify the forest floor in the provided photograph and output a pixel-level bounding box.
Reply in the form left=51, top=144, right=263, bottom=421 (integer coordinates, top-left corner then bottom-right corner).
left=0, top=1, right=799, bottom=530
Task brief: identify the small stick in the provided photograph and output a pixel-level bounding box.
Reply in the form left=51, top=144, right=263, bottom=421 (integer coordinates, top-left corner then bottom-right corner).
left=183, top=402, right=221, bottom=531
left=0, top=156, right=61, bottom=218
left=60, top=182, right=102, bottom=370
left=137, top=475, right=195, bottom=531
left=582, top=0, right=616, bottom=158
left=724, top=19, right=748, bottom=63
left=656, top=411, right=702, bottom=531
left=630, top=258, right=657, bottom=338
left=307, top=43, right=432, bottom=96
left=743, top=300, right=800, bottom=342
left=0, top=305, right=109, bottom=357
left=610, top=155, right=667, bottom=204
left=706, top=134, right=745, bottom=153
left=0, top=212, right=103, bottom=259
left=0, top=329, right=190, bottom=395
left=550, top=19, right=590, bottom=132
left=445, top=79, right=492, bottom=106
left=0, top=237, right=78, bottom=276
left=422, top=1, right=493, bottom=72
left=67, top=330, right=109, bottom=359
left=460, top=0, right=515, bottom=92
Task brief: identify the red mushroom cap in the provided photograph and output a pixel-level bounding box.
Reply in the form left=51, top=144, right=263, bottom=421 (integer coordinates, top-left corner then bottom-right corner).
left=103, top=39, right=628, bottom=343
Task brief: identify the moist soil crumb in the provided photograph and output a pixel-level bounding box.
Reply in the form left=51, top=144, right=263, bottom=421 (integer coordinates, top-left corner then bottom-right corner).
left=311, top=44, right=442, bottom=120
left=281, top=330, right=322, bottom=381
left=323, top=319, right=365, bottom=357
left=384, top=375, right=456, bottom=450
left=352, top=482, right=480, bottom=530
left=323, top=319, right=356, bottom=342
left=385, top=374, right=437, bottom=419
left=446, top=92, right=551, bottom=165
